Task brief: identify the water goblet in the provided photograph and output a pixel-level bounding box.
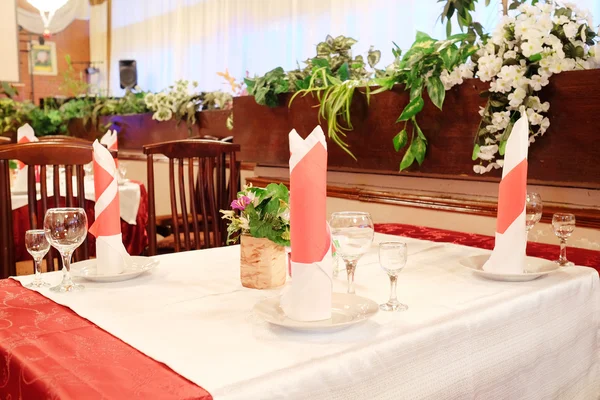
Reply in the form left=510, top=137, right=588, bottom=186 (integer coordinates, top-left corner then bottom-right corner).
left=44, top=208, right=88, bottom=293
left=379, top=242, right=408, bottom=312
left=330, top=212, right=374, bottom=294
left=552, top=213, right=576, bottom=266
left=526, top=192, right=543, bottom=240
left=24, top=230, right=51, bottom=288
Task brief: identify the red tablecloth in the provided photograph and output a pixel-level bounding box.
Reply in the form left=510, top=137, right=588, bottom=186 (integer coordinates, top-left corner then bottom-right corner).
left=0, top=278, right=212, bottom=400
left=13, top=182, right=149, bottom=263
left=375, top=223, right=600, bottom=272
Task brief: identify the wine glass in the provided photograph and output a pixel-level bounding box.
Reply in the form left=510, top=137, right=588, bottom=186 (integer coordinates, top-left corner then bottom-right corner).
left=330, top=212, right=374, bottom=294
left=552, top=213, right=576, bottom=267
left=526, top=192, right=543, bottom=240
left=24, top=230, right=51, bottom=288
left=379, top=242, right=408, bottom=312
left=43, top=208, right=88, bottom=293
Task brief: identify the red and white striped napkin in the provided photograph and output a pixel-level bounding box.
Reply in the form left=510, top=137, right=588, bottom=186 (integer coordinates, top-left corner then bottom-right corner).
left=100, top=129, right=118, bottom=165
left=281, top=126, right=332, bottom=322
left=89, top=140, right=130, bottom=275
left=483, top=114, right=529, bottom=274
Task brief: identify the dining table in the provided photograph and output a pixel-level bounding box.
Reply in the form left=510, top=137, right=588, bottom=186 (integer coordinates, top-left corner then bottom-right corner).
left=10, top=177, right=149, bottom=261
left=1, top=231, right=599, bottom=399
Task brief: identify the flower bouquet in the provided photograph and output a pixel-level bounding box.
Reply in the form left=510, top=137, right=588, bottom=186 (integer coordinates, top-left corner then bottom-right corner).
left=221, top=183, right=290, bottom=289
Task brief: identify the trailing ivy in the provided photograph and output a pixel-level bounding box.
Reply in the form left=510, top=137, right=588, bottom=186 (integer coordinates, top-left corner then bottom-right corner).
left=373, top=31, right=477, bottom=171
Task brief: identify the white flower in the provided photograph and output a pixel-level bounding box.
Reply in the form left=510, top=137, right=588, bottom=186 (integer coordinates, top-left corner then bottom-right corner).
left=503, top=50, right=517, bottom=60
left=239, top=216, right=250, bottom=230
left=528, top=74, right=549, bottom=91
left=490, top=78, right=512, bottom=93
left=563, top=22, right=578, bottom=39
left=508, top=87, right=527, bottom=108
left=477, top=144, right=500, bottom=160
left=473, top=163, right=495, bottom=174
left=521, top=38, right=544, bottom=58
left=526, top=108, right=543, bottom=125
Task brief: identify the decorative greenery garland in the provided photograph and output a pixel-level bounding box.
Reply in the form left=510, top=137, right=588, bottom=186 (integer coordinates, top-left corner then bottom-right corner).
left=245, top=1, right=599, bottom=173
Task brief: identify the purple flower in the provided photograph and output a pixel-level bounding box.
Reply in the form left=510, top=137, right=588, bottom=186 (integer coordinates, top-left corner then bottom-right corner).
left=231, top=195, right=252, bottom=211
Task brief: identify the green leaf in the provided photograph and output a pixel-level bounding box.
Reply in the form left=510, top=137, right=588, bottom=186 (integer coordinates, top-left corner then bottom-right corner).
left=472, top=144, right=480, bottom=161
left=446, top=19, right=452, bottom=38
left=397, top=97, right=424, bottom=122
left=312, top=58, right=330, bottom=69
left=412, top=136, right=427, bottom=165
left=440, top=44, right=459, bottom=70
left=367, top=48, right=381, bottom=68
left=426, top=76, right=445, bottom=111
left=393, top=129, right=408, bottom=152
left=528, top=53, right=542, bottom=62
left=337, top=62, right=350, bottom=81
left=499, top=140, right=507, bottom=156
left=415, top=31, right=433, bottom=42
left=399, top=147, right=415, bottom=171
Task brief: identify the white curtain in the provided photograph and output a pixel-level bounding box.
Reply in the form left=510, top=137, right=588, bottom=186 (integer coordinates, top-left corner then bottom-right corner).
left=90, top=1, right=109, bottom=95
left=17, top=0, right=89, bottom=34
left=108, top=0, right=600, bottom=95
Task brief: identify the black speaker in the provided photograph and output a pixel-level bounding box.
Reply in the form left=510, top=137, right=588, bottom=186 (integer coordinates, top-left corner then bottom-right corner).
left=119, top=60, right=137, bottom=89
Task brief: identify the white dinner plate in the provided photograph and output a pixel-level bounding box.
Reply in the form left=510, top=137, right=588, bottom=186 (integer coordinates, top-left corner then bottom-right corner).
left=460, top=254, right=560, bottom=282
left=71, top=256, right=159, bottom=282
left=254, top=293, right=378, bottom=332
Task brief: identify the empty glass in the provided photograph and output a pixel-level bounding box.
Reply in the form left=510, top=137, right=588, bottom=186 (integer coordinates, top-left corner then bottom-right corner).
left=24, top=230, right=51, bottom=288
left=552, top=213, right=576, bottom=266
left=330, top=212, right=374, bottom=294
left=44, top=208, right=88, bottom=293
left=526, top=192, right=543, bottom=239
left=379, top=242, right=408, bottom=312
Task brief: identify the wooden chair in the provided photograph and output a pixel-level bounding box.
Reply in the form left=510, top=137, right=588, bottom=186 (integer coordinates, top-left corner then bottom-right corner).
left=0, top=137, right=11, bottom=145
left=144, top=139, right=240, bottom=255
left=0, top=141, right=93, bottom=279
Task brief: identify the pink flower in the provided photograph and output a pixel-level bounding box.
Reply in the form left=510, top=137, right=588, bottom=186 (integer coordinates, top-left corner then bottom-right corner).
left=231, top=195, right=251, bottom=211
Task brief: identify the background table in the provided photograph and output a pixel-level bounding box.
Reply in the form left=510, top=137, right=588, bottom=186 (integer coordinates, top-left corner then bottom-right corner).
left=4, top=231, right=599, bottom=399
left=11, top=181, right=148, bottom=262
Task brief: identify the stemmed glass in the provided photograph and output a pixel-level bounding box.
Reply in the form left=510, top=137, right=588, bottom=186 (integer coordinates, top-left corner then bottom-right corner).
left=330, top=212, right=374, bottom=294
left=526, top=192, right=543, bottom=240
left=24, top=230, right=51, bottom=288
left=43, top=208, right=88, bottom=293
left=552, top=213, right=576, bottom=266
left=379, top=242, right=408, bottom=312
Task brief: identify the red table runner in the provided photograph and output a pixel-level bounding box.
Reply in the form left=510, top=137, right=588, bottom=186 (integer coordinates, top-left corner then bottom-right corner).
left=375, top=223, right=600, bottom=272
left=13, top=182, right=149, bottom=263
left=0, top=279, right=211, bottom=400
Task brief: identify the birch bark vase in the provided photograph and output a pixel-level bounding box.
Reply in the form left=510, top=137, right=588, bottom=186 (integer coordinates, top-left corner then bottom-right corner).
left=240, top=235, right=286, bottom=289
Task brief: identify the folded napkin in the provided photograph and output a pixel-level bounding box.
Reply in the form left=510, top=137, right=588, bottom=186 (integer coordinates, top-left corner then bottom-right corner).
left=483, top=114, right=529, bottom=274
left=14, top=124, right=38, bottom=191
left=281, top=126, right=332, bottom=322
left=89, top=140, right=130, bottom=275
left=100, top=129, right=118, bottom=165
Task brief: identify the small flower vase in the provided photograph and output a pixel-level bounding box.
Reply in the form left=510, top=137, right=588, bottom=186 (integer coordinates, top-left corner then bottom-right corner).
left=240, top=235, right=286, bottom=289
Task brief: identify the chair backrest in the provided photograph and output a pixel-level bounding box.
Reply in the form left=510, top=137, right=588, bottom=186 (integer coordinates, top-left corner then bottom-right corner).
left=0, top=141, right=93, bottom=278
left=0, top=137, right=11, bottom=145
left=143, top=139, right=241, bottom=255
left=38, top=135, right=93, bottom=144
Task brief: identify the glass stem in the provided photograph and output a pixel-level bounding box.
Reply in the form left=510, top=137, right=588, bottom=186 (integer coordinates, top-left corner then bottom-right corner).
left=33, top=258, right=42, bottom=283
left=345, top=259, right=357, bottom=294
left=388, top=275, right=398, bottom=304
left=61, top=250, right=74, bottom=285
left=559, top=239, right=568, bottom=264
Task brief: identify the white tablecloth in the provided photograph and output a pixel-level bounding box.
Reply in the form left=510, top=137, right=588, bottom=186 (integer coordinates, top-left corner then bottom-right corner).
left=13, top=233, right=600, bottom=399
left=10, top=177, right=141, bottom=224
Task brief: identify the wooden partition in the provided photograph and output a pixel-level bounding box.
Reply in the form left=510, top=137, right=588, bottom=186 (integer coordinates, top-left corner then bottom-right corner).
left=232, top=69, right=600, bottom=189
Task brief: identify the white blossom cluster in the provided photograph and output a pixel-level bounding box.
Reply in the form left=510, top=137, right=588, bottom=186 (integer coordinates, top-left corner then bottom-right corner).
left=144, top=80, right=200, bottom=122
left=442, top=2, right=598, bottom=174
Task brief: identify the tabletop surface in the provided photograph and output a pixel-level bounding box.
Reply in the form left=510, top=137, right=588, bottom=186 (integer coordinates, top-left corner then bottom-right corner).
left=11, top=232, right=600, bottom=400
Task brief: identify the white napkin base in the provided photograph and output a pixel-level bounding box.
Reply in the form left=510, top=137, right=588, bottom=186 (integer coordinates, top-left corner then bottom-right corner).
left=483, top=212, right=527, bottom=274
left=96, top=234, right=129, bottom=276
left=280, top=256, right=333, bottom=322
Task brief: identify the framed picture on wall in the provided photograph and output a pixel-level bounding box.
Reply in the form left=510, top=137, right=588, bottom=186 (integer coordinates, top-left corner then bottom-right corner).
left=29, top=41, right=58, bottom=76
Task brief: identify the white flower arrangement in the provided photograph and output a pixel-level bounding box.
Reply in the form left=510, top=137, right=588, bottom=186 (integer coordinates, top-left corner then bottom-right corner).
left=145, top=80, right=202, bottom=123
left=442, top=1, right=598, bottom=174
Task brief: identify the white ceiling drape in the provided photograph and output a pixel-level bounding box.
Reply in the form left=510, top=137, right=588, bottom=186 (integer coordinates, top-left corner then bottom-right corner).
left=107, top=0, right=600, bottom=95
left=17, top=0, right=89, bottom=34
